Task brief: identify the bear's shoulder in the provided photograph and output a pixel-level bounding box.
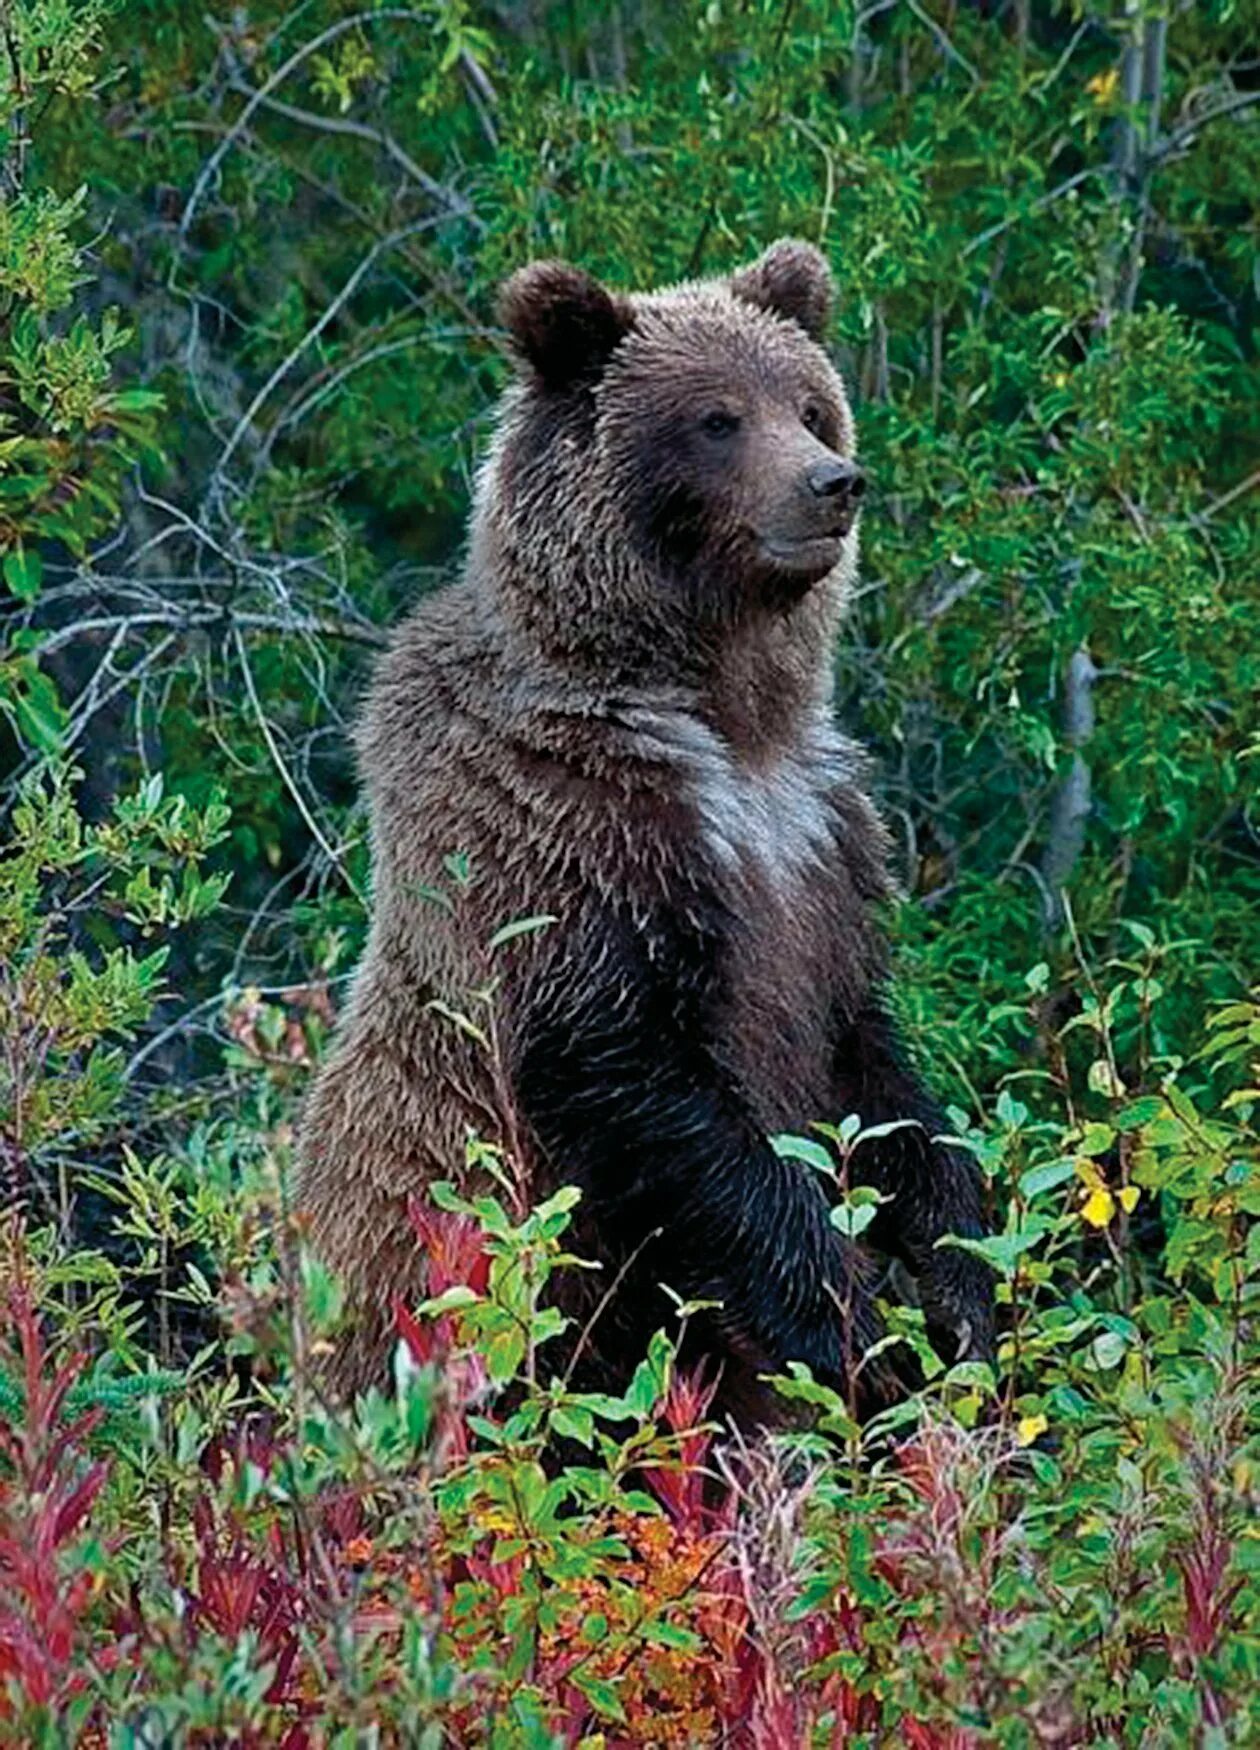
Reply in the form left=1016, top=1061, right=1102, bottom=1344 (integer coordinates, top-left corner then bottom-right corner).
left=356, top=582, right=498, bottom=775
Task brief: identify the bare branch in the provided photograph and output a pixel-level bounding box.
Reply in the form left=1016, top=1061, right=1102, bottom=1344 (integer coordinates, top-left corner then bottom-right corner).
left=1156, top=87, right=1260, bottom=161
left=962, top=168, right=1097, bottom=259
left=36, top=607, right=388, bottom=658
left=225, top=79, right=477, bottom=219
left=177, top=9, right=451, bottom=243
left=208, top=218, right=443, bottom=484
left=232, top=623, right=365, bottom=900
left=1199, top=467, right=1260, bottom=524
left=1039, top=647, right=1099, bottom=931
left=905, top=0, right=979, bottom=87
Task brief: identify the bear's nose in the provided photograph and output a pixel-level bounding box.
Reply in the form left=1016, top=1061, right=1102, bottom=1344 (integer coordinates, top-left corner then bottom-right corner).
left=807, top=458, right=866, bottom=502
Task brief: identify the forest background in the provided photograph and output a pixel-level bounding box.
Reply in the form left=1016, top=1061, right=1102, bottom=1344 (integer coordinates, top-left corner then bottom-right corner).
left=1, top=0, right=1259, bottom=1743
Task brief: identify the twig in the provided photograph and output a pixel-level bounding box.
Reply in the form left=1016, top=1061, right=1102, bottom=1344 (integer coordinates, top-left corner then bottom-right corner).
left=1038, top=17, right=1092, bottom=93
left=458, top=49, right=499, bottom=150
left=36, top=608, right=387, bottom=658
left=962, top=168, right=1096, bottom=259
left=1199, top=466, right=1260, bottom=523
left=905, top=0, right=979, bottom=87
left=263, top=328, right=478, bottom=457
left=1155, top=88, right=1260, bottom=161
left=124, top=975, right=354, bottom=1086
left=209, top=218, right=441, bottom=483
left=786, top=117, right=836, bottom=243
left=232, top=622, right=364, bottom=899
left=560, top=1228, right=665, bottom=1389
left=61, top=634, right=178, bottom=757
left=225, top=81, right=476, bottom=219
left=178, top=9, right=441, bottom=244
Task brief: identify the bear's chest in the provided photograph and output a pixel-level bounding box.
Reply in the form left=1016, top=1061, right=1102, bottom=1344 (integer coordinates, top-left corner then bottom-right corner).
left=687, top=741, right=837, bottom=897
left=621, top=704, right=846, bottom=898
left=630, top=703, right=847, bottom=896
left=622, top=706, right=856, bottom=1128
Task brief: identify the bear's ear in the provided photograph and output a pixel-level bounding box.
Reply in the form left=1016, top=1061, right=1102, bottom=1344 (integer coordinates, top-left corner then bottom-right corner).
left=729, top=239, right=832, bottom=341
left=498, top=261, right=635, bottom=389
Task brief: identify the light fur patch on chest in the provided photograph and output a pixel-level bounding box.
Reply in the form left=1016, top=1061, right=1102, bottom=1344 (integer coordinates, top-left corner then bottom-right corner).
left=622, top=706, right=848, bottom=888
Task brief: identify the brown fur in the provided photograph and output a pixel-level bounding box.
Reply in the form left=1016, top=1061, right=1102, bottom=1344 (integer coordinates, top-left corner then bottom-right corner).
left=297, top=242, right=991, bottom=1412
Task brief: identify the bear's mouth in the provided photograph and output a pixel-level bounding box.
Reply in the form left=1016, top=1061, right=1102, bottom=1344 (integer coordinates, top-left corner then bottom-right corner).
left=759, top=526, right=852, bottom=575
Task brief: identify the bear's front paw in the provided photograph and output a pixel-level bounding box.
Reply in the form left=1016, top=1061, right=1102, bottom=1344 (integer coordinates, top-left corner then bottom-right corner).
left=920, top=1243, right=995, bottom=1369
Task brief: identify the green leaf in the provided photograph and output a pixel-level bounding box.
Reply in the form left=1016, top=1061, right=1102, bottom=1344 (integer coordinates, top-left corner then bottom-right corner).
left=1077, top=1123, right=1115, bottom=1158
left=6, top=659, right=67, bottom=752
left=549, top=1404, right=595, bottom=1446
left=488, top=914, right=558, bottom=950
left=1115, top=1096, right=1165, bottom=1130
left=484, top=1326, right=526, bottom=1382
left=853, top=1118, right=923, bottom=1144
left=569, top=1669, right=626, bottom=1723
left=106, top=387, right=164, bottom=412
left=771, top=1132, right=835, bottom=1176
left=1019, top=1158, right=1078, bottom=1199
left=938, top=1227, right=1048, bottom=1279
left=3, top=547, right=43, bottom=601
left=1089, top=1330, right=1129, bottom=1370
left=830, top=1200, right=879, bottom=1238
left=418, top=1285, right=480, bottom=1316
left=643, top=1618, right=703, bottom=1653
left=995, top=1088, right=1031, bottom=1128
left=1087, top=1058, right=1126, bottom=1098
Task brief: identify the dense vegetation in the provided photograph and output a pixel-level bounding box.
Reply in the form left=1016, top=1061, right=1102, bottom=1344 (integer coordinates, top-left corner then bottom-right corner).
left=2, top=0, right=1259, bottom=1741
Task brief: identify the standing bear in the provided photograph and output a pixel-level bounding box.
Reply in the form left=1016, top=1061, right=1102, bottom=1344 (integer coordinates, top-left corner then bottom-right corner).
left=297, top=240, right=993, bottom=1423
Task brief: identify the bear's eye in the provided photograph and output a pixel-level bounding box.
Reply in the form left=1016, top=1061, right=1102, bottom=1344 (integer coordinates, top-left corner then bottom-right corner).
left=701, top=409, right=741, bottom=438
left=801, top=402, right=825, bottom=435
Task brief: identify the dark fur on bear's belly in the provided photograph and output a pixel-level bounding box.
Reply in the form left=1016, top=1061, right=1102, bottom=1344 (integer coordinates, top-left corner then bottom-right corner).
left=506, top=813, right=989, bottom=1420
left=295, top=241, right=995, bottom=1422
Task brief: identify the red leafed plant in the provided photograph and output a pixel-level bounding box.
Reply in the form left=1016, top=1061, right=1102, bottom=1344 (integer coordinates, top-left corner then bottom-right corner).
left=393, top=1193, right=493, bottom=1462
left=180, top=1489, right=307, bottom=1704
left=0, top=1281, right=111, bottom=1721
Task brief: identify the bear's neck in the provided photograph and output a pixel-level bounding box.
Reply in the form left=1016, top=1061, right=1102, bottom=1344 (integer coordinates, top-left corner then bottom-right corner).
left=476, top=504, right=849, bottom=764
left=692, top=594, right=839, bottom=763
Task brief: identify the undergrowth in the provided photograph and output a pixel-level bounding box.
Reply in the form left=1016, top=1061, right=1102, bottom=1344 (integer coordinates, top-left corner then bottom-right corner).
left=0, top=765, right=1257, bottom=1745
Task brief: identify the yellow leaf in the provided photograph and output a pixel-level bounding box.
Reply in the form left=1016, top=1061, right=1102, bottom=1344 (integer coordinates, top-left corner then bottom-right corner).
left=1081, top=1187, right=1115, bottom=1228
left=1086, top=68, right=1119, bottom=104
left=1087, top=1057, right=1126, bottom=1098
left=1118, top=1185, right=1140, bottom=1214
left=1018, top=1413, right=1048, bottom=1447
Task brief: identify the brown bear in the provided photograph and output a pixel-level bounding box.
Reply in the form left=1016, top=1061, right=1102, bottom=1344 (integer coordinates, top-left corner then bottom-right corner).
left=296, top=240, right=993, bottom=1423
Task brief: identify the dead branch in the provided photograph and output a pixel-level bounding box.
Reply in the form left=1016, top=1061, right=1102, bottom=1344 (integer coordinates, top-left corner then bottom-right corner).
left=1039, top=646, right=1099, bottom=931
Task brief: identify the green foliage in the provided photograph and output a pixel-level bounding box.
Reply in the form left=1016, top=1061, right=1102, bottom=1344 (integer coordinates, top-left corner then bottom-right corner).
left=0, top=0, right=1258, bottom=1741
left=0, top=2, right=161, bottom=559
left=0, top=764, right=228, bottom=1225
left=0, top=971, right=1256, bottom=1738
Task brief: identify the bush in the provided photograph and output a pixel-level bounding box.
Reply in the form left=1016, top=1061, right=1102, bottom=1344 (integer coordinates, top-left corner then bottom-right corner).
left=1, top=967, right=1257, bottom=1740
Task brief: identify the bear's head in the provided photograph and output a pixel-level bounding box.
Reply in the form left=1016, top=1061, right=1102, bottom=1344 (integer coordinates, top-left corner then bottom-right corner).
left=479, top=241, right=863, bottom=682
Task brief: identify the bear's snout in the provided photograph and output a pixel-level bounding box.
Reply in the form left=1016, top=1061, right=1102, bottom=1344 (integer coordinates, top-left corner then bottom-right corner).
left=806, top=457, right=865, bottom=505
